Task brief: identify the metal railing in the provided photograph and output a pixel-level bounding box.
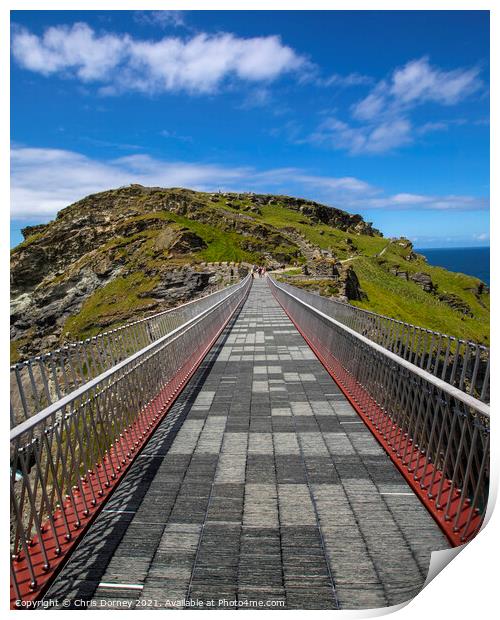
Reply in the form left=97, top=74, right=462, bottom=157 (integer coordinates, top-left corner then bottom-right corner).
left=269, top=276, right=489, bottom=545
left=11, top=280, right=244, bottom=428
left=275, top=277, right=489, bottom=403
left=10, top=275, right=251, bottom=605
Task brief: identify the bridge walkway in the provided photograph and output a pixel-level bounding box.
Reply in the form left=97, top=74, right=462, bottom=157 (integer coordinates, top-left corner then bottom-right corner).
left=44, top=279, right=448, bottom=610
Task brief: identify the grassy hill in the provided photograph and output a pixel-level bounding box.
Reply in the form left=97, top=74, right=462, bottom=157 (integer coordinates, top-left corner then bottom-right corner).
left=10, top=186, right=489, bottom=362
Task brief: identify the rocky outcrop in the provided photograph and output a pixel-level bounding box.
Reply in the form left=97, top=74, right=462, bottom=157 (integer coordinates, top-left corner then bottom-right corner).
left=409, top=272, right=435, bottom=293
left=437, top=293, right=473, bottom=317
left=11, top=265, right=121, bottom=353
left=309, top=259, right=340, bottom=278
left=387, top=262, right=476, bottom=316
left=476, top=282, right=489, bottom=295
left=297, top=262, right=364, bottom=302
left=10, top=261, right=239, bottom=360
left=404, top=251, right=419, bottom=261
left=388, top=266, right=436, bottom=291
left=11, top=185, right=489, bottom=361
left=389, top=266, right=409, bottom=280
left=338, top=266, right=366, bottom=301
left=141, top=268, right=214, bottom=304
left=21, top=223, right=49, bottom=239
left=154, top=227, right=206, bottom=255
left=239, top=192, right=382, bottom=236
left=10, top=185, right=385, bottom=360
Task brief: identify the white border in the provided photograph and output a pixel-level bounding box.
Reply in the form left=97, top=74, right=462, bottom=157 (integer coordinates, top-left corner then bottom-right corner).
left=2, top=2, right=495, bottom=618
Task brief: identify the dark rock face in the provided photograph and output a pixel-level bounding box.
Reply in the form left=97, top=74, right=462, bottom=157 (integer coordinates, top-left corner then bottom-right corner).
left=297, top=261, right=365, bottom=302
left=339, top=266, right=366, bottom=301
left=390, top=266, right=409, bottom=280
left=21, top=223, right=49, bottom=239
left=311, top=259, right=339, bottom=277
left=10, top=266, right=121, bottom=353
left=405, top=251, right=419, bottom=262
left=10, top=262, right=235, bottom=359
left=142, top=269, right=213, bottom=303
left=410, top=272, right=435, bottom=292
left=156, top=228, right=206, bottom=255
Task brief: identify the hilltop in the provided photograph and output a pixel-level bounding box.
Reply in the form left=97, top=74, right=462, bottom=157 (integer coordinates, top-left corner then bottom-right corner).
left=10, top=186, right=489, bottom=361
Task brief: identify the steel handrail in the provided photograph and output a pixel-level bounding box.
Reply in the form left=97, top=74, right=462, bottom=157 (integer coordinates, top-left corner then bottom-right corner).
left=268, top=275, right=489, bottom=546
left=10, top=275, right=246, bottom=427
left=11, top=286, right=239, bottom=441
left=271, top=279, right=489, bottom=416
left=10, top=274, right=251, bottom=605
left=274, top=277, right=490, bottom=402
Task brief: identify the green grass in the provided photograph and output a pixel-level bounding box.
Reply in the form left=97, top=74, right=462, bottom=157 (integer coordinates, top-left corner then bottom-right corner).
left=279, top=277, right=340, bottom=298
left=10, top=338, right=29, bottom=364
left=351, top=256, right=489, bottom=345
left=12, top=231, right=45, bottom=252
left=63, top=272, right=160, bottom=341
left=162, top=211, right=298, bottom=264
left=253, top=203, right=388, bottom=258
left=122, top=211, right=264, bottom=263
left=170, top=214, right=260, bottom=263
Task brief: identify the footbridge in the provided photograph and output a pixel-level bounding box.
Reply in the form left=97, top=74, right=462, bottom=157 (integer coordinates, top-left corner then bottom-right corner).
left=10, top=276, right=490, bottom=609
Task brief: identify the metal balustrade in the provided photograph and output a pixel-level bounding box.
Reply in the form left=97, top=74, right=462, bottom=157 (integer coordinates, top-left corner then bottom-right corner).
left=10, top=279, right=245, bottom=428
left=275, top=277, right=490, bottom=403
left=268, top=276, right=490, bottom=546
left=10, top=275, right=251, bottom=605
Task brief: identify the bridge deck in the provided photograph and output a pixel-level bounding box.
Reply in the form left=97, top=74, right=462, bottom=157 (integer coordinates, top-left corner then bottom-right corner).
left=44, top=279, right=448, bottom=610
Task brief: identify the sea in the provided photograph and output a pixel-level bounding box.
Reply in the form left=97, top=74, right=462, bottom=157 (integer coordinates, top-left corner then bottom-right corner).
left=415, top=247, right=490, bottom=286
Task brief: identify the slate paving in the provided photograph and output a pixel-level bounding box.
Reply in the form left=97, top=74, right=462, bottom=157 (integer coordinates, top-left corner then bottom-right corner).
left=44, top=279, right=449, bottom=610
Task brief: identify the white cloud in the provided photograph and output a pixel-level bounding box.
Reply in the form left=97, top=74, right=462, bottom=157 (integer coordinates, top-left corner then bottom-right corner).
left=310, top=57, right=482, bottom=155
left=298, top=175, right=374, bottom=193
left=11, top=23, right=306, bottom=95
left=391, top=57, right=481, bottom=105
left=352, top=57, right=481, bottom=121
left=134, top=11, right=186, bottom=29
left=12, top=23, right=125, bottom=81
left=417, top=121, right=449, bottom=135
left=364, top=119, right=412, bottom=153
left=248, top=167, right=376, bottom=195
left=311, top=117, right=412, bottom=155
left=10, top=147, right=248, bottom=218
left=11, top=146, right=488, bottom=222
left=354, top=193, right=488, bottom=211
left=10, top=147, right=373, bottom=219
left=351, top=81, right=388, bottom=121
left=318, top=72, right=373, bottom=88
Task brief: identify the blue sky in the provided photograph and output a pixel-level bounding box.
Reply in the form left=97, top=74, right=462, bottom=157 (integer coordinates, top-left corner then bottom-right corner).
left=10, top=10, right=489, bottom=247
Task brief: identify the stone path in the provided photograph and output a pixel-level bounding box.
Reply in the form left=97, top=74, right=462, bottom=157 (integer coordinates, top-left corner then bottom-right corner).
left=44, top=279, right=448, bottom=610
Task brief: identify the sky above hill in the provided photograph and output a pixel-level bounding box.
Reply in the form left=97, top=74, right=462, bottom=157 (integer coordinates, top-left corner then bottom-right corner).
left=10, top=10, right=489, bottom=247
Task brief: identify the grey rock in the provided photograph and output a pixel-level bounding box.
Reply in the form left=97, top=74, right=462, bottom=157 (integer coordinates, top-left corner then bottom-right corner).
left=410, top=272, right=435, bottom=292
